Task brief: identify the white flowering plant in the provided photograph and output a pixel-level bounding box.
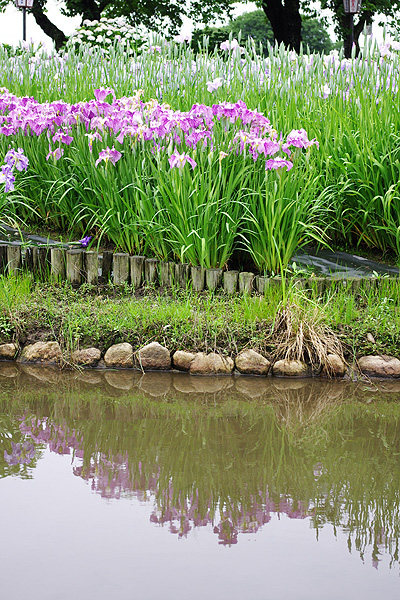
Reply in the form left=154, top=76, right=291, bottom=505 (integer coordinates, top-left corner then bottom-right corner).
left=67, top=17, right=148, bottom=55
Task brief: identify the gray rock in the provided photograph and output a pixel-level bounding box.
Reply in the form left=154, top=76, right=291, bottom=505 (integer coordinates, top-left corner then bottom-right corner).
left=190, top=352, right=234, bottom=375
left=104, top=343, right=134, bottom=368
left=19, top=341, right=62, bottom=364
left=358, top=355, right=400, bottom=378
left=138, top=342, right=171, bottom=371
left=321, top=354, right=347, bottom=378
left=235, top=349, right=270, bottom=375
left=0, top=343, right=18, bottom=361
left=173, top=350, right=196, bottom=372
left=272, top=359, right=310, bottom=378
left=71, top=347, right=101, bottom=367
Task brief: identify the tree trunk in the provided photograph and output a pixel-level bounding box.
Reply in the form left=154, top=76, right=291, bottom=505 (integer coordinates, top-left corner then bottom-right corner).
left=31, top=2, right=67, bottom=51
left=79, top=0, right=102, bottom=22
left=261, top=0, right=302, bottom=52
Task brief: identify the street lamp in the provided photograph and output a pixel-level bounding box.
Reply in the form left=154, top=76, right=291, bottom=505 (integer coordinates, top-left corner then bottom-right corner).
left=15, top=0, right=34, bottom=42
left=343, top=0, right=363, bottom=56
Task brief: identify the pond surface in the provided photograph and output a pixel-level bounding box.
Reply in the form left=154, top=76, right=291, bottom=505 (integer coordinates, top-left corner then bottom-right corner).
left=1, top=365, right=400, bottom=600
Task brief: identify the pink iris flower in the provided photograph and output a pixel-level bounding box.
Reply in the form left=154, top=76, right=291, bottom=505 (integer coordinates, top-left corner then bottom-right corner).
left=168, top=150, right=197, bottom=170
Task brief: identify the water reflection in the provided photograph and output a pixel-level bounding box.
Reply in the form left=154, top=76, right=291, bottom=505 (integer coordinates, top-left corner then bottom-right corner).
left=0, top=365, right=400, bottom=568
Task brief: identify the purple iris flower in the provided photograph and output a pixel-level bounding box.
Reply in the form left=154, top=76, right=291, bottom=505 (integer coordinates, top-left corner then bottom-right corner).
left=265, top=157, right=293, bottom=171
left=168, top=150, right=197, bottom=170
left=95, top=146, right=122, bottom=167
left=79, top=235, right=92, bottom=247
left=52, top=130, right=74, bottom=145
left=0, top=164, right=15, bottom=192
left=46, top=148, right=64, bottom=161
left=94, top=87, right=116, bottom=103
left=4, top=148, right=29, bottom=171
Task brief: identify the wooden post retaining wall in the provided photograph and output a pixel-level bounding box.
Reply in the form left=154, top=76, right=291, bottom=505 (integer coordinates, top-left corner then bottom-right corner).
left=0, top=244, right=397, bottom=296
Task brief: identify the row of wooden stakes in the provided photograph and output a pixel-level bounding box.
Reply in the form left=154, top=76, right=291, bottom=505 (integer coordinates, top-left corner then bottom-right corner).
left=0, top=244, right=395, bottom=294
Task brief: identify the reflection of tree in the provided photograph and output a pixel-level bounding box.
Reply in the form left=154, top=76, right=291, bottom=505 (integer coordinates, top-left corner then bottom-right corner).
left=9, top=398, right=400, bottom=563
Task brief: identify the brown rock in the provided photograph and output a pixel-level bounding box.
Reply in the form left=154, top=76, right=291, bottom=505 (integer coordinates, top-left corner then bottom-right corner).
left=139, top=373, right=173, bottom=396
left=138, top=342, right=171, bottom=371
left=21, top=365, right=60, bottom=384
left=0, top=364, right=19, bottom=378
left=189, top=376, right=233, bottom=394
left=366, top=333, right=376, bottom=344
left=105, top=370, right=134, bottom=390
left=104, top=343, right=133, bottom=368
left=234, top=377, right=267, bottom=398
left=77, top=372, right=104, bottom=385
left=0, top=343, right=18, bottom=361
left=358, top=355, right=400, bottom=378
left=71, top=347, right=101, bottom=367
left=235, top=349, right=270, bottom=376
left=172, top=373, right=197, bottom=394
left=173, top=350, right=196, bottom=372
left=19, top=341, right=62, bottom=364
left=272, top=359, right=310, bottom=378
left=321, top=354, right=347, bottom=378
left=189, top=352, right=234, bottom=375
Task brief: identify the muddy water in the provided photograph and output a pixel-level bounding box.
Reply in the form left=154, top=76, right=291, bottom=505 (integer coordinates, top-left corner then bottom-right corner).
left=1, top=365, right=400, bottom=600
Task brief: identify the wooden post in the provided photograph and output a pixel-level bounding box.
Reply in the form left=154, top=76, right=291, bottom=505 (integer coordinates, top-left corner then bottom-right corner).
left=159, top=261, right=175, bottom=287
left=0, top=245, right=8, bottom=274
left=191, top=266, right=205, bottom=291
left=130, top=255, right=145, bottom=289
left=308, top=277, right=325, bottom=296
left=292, top=278, right=306, bottom=291
left=362, top=278, right=375, bottom=293
left=223, top=270, right=238, bottom=294
left=256, top=276, right=269, bottom=294
left=34, top=246, right=50, bottom=280
left=350, top=277, right=362, bottom=293
left=144, top=258, right=158, bottom=284
left=66, top=249, right=83, bottom=286
left=206, top=268, right=223, bottom=291
left=7, top=245, right=22, bottom=276
left=113, top=253, right=130, bottom=285
left=175, top=263, right=190, bottom=288
left=51, top=248, right=66, bottom=281
left=84, top=251, right=99, bottom=286
left=269, top=277, right=282, bottom=290
left=101, top=251, right=113, bottom=282
left=25, top=247, right=34, bottom=272
left=238, top=272, right=254, bottom=295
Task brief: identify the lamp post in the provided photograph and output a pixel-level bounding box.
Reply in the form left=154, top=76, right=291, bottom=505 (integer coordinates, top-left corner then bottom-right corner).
left=343, top=0, right=363, bottom=57
left=15, top=0, right=34, bottom=42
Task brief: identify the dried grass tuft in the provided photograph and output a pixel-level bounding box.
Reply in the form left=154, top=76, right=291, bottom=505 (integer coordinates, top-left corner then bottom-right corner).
left=270, top=300, right=344, bottom=372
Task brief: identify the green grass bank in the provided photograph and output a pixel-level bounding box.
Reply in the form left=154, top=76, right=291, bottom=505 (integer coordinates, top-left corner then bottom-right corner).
left=0, top=273, right=399, bottom=364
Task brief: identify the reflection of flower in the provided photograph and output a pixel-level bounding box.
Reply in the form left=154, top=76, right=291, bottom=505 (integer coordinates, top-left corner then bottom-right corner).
left=4, top=441, right=36, bottom=465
